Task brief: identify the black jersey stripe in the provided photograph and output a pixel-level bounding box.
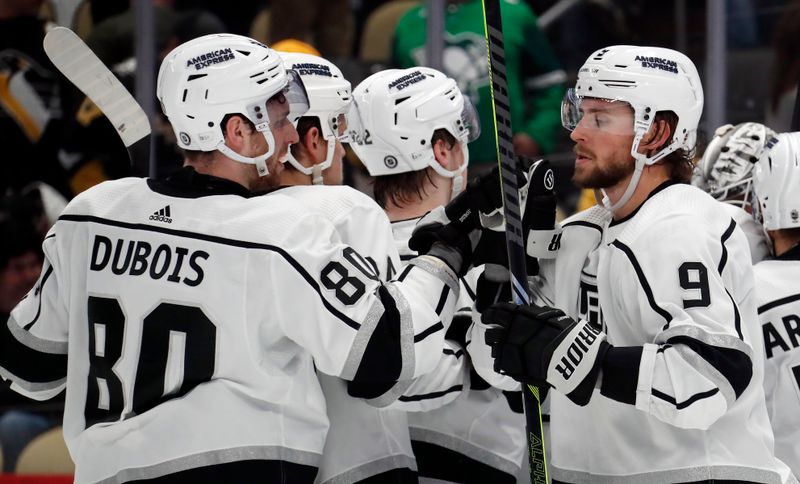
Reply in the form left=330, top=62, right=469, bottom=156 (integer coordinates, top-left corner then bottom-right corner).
left=717, top=218, right=737, bottom=274
left=399, top=254, right=416, bottom=262
left=443, top=347, right=464, bottom=359
left=398, top=384, right=462, bottom=402
left=434, top=286, right=450, bottom=316
left=460, top=276, right=477, bottom=301
left=414, top=322, right=444, bottom=343
left=397, top=264, right=415, bottom=282
left=561, top=220, right=603, bottom=233
left=724, top=288, right=744, bottom=340
left=1, top=323, right=67, bottom=383
left=58, top=214, right=363, bottom=330
left=665, top=335, right=752, bottom=398
left=651, top=387, right=719, bottom=410
left=611, top=240, right=673, bottom=326
left=23, top=264, right=54, bottom=331
left=758, top=293, right=800, bottom=314
left=44, top=233, right=56, bottom=241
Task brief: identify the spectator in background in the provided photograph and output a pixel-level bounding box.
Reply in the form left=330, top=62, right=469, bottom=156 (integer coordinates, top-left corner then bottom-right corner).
left=1, top=0, right=71, bottom=198
left=269, top=0, right=354, bottom=58
left=0, top=196, right=61, bottom=473
left=392, top=0, right=565, bottom=173
left=767, top=0, right=800, bottom=133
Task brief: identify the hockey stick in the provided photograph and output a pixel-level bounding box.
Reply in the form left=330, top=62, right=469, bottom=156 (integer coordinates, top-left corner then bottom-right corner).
left=791, top=77, right=800, bottom=131
left=43, top=26, right=151, bottom=174
left=480, top=1, right=548, bottom=483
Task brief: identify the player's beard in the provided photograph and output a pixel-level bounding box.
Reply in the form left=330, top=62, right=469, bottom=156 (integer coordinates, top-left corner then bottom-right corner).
left=572, top=145, right=635, bottom=189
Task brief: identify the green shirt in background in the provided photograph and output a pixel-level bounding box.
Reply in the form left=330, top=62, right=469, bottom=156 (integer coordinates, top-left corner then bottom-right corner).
left=392, top=0, right=566, bottom=165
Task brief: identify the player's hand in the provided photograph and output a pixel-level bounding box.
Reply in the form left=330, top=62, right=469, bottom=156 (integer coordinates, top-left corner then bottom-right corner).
left=481, top=302, right=609, bottom=406
left=408, top=205, right=480, bottom=277
left=522, top=159, right=559, bottom=263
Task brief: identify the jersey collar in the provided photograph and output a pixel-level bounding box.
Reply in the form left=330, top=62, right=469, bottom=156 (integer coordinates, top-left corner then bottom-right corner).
left=147, top=167, right=253, bottom=199
left=609, top=180, right=679, bottom=227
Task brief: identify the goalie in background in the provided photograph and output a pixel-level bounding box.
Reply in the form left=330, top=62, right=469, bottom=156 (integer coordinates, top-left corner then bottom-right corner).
left=693, top=122, right=777, bottom=263
left=481, top=45, right=796, bottom=483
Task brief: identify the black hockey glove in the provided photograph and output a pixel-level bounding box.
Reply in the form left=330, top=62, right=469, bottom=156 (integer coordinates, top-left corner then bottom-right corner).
left=409, top=166, right=518, bottom=276
left=521, top=159, right=559, bottom=264
left=482, top=302, right=609, bottom=406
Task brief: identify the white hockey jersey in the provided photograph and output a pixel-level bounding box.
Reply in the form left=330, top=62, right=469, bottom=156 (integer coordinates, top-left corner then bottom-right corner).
left=719, top=201, right=770, bottom=264
left=754, top=247, right=800, bottom=477
left=393, top=218, right=527, bottom=481
left=538, top=183, right=794, bottom=484
left=281, top=185, right=416, bottom=483
left=0, top=170, right=461, bottom=484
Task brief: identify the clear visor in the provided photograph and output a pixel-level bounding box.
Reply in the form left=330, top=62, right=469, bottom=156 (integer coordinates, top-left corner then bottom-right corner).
left=560, top=88, right=635, bottom=136
left=459, top=97, right=481, bottom=142
left=344, top=99, right=370, bottom=146
left=285, top=69, right=311, bottom=122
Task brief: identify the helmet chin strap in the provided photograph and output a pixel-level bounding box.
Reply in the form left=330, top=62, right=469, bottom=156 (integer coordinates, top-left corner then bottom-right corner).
left=216, top=126, right=277, bottom=177
left=283, top=136, right=336, bottom=185
left=428, top=140, right=470, bottom=200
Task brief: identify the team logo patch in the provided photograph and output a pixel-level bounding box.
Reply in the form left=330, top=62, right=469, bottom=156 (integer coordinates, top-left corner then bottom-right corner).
left=634, top=55, right=678, bottom=74
left=384, top=155, right=398, bottom=169
left=792, top=209, right=799, bottom=223
left=544, top=169, right=555, bottom=190
left=179, top=132, right=191, bottom=145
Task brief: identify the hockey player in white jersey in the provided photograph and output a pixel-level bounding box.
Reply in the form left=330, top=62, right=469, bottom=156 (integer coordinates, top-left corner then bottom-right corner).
left=349, top=66, right=527, bottom=483
left=694, top=122, right=777, bottom=263
left=751, top=131, right=800, bottom=477
left=275, top=51, right=417, bottom=483
left=482, top=45, right=796, bottom=483
left=0, top=34, right=489, bottom=484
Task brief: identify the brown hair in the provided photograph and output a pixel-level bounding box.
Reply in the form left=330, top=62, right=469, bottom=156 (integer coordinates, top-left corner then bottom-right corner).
left=653, top=110, right=694, bottom=183
left=372, top=129, right=456, bottom=209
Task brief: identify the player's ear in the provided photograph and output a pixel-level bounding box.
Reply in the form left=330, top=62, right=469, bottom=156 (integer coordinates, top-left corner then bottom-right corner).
left=432, top=137, right=452, bottom=169
left=639, top=118, right=672, bottom=153
left=303, top=126, right=326, bottom=162
left=222, top=115, right=252, bottom=150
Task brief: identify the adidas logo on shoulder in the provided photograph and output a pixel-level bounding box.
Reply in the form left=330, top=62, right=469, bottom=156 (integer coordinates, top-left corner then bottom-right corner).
left=149, top=205, right=173, bottom=224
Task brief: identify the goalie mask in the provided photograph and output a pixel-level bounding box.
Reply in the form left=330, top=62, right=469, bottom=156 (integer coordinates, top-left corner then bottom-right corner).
left=693, top=122, right=777, bottom=211
left=348, top=67, right=480, bottom=197
left=752, top=131, right=800, bottom=232
left=562, top=45, right=704, bottom=212
left=279, top=52, right=352, bottom=185
left=157, top=34, right=310, bottom=177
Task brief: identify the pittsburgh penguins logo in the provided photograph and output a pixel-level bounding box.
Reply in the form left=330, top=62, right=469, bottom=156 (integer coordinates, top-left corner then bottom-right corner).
left=179, top=132, right=191, bottom=146
left=384, top=155, right=398, bottom=169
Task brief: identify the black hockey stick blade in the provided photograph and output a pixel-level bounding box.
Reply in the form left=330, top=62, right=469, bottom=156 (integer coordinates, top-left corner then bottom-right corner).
left=43, top=26, right=151, bottom=173
left=480, top=0, right=548, bottom=482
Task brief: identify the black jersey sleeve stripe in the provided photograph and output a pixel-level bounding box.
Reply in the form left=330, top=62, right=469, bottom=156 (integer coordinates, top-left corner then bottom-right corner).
left=600, top=346, right=643, bottom=405
left=22, top=264, right=54, bottom=331
left=460, top=276, right=477, bottom=301
left=349, top=285, right=403, bottom=395
left=414, top=322, right=444, bottom=343
left=561, top=220, right=603, bottom=233
left=611, top=240, right=673, bottom=326
left=651, top=387, right=719, bottom=410
left=665, top=335, right=752, bottom=398
left=44, top=233, right=56, bottom=241
left=398, top=384, right=462, bottom=402
left=442, top=347, right=464, bottom=359
left=58, top=214, right=362, bottom=330
left=397, top=264, right=415, bottom=282
left=399, top=254, right=416, bottom=262
left=434, top=286, right=450, bottom=316
left=758, top=293, right=800, bottom=314
left=1, top=321, right=67, bottom=384
left=724, top=288, right=744, bottom=340
left=717, top=218, right=737, bottom=274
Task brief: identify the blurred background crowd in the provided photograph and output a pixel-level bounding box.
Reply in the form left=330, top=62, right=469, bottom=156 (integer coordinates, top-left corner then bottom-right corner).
left=1, top=0, right=799, bottom=475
